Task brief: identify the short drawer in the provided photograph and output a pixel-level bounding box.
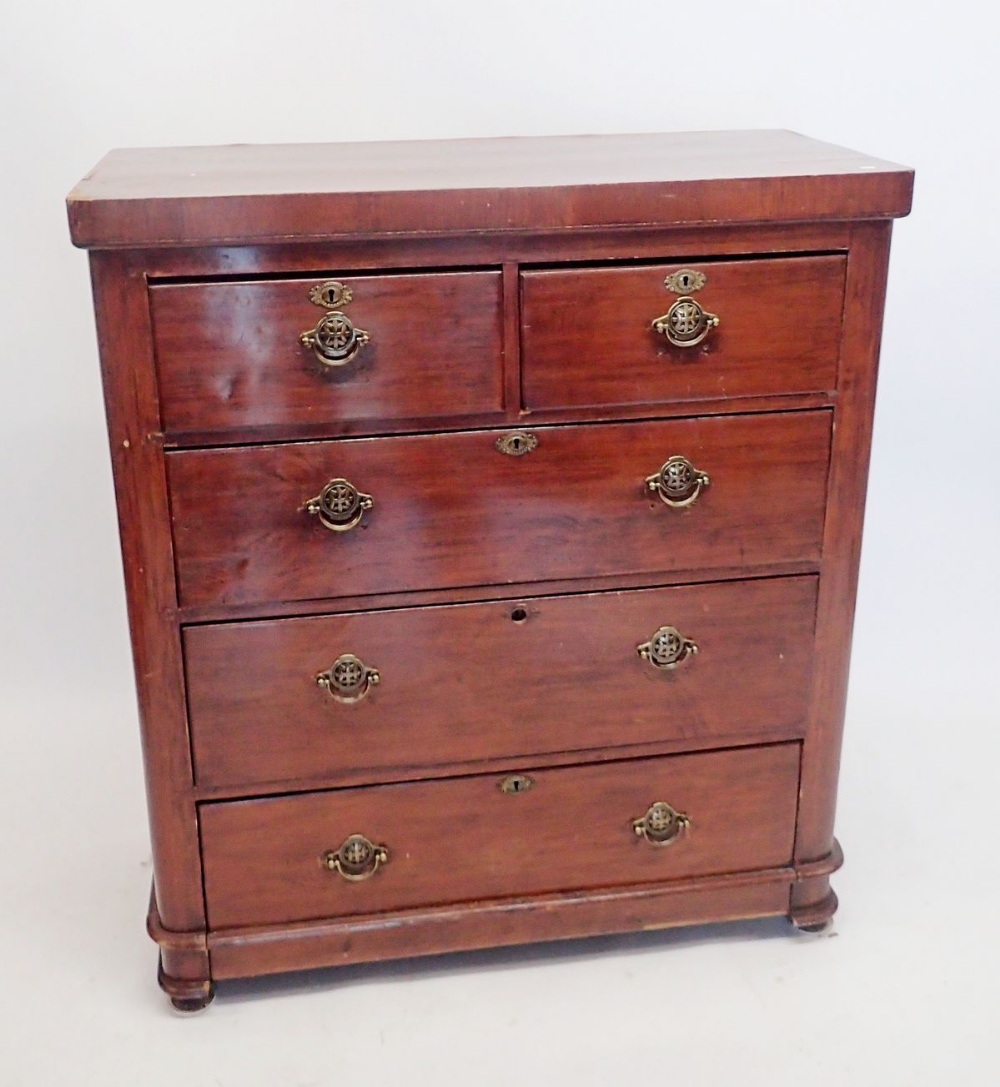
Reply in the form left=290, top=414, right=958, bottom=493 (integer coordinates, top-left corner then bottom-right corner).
left=521, top=255, right=845, bottom=411
left=186, top=576, right=817, bottom=789
left=200, top=743, right=801, bottom=928
left=150, top=270, right=504, bottom=435
left=168, top=410, right=831, bottom=609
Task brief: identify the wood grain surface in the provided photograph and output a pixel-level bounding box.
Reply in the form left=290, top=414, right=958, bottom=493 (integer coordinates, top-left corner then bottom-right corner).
left=167, top=411, right=832, bottom=609
left=521, top=255, right=845, bottom=410
left=67, top=131, right=913, bottom=248
left=207, top=873, right=794, bottom=979
left=185, top=575, right=817, bottom=789
left=151, top=271, right=504, bottom=435
left=200, top=743, right=801, bottom=928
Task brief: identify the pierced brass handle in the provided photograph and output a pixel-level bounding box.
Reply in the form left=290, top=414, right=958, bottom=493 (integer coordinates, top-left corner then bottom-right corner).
left=321, top=834, right=388, bottom=882
left=637, top=626, right=698, bottom=669
left=646, top=455, right=709, bottom=508
left=300, top=311, right=371, bottom=366
left=633, top=802, right=690, bottom=847
left=317, top=654, right=381, bottom=703
left=652, top=297, right=719, bottom=348
left=305, top=478, right=373, bottom=532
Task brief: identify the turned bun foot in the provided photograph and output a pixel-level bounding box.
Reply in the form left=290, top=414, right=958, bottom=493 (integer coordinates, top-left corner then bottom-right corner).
left=157, top=954, right=214, bottom=1013
left=789, top=887, right=839, bottom=932
left=169, top=987, right=215, bottom=1013
left=789, top=840, right=842, bottom=932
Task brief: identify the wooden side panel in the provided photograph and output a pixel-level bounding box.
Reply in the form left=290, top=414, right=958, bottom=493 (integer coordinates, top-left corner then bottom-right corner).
left=167, top=411, right=832, bottom=609
left=88, top=252, right=204, bottom=934
left=150, top=271, right=504, bottom=435
left=200, top=744, right=801, bottom=929
left=794, top=222, right=894, bottom=878
left=185, top=576, right=818, bottom=789
left=521, top=256, right=846, bottom=410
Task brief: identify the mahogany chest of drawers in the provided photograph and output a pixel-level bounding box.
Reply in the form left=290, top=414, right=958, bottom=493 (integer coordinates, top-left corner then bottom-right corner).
left=67, top=131, right=913, bottom=1010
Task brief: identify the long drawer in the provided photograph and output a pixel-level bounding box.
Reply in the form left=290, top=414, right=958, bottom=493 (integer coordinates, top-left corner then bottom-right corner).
left=150, top=270, right=504, bottom=435
left=168, top=411, right=831, bottom=609
left=186, top=576, right=817, bottom=789
left=200, top=743, right=801, bottom=929
left=521, top=255, right=846, bottom=411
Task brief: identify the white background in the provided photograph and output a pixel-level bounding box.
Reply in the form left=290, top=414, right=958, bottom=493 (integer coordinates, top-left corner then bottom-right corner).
left=2, top=1, right=998, bottom=1084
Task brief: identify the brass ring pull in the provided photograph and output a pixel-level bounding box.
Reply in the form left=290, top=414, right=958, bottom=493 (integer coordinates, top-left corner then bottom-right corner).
left=299, top=311, right=371, bottom=366
left=632, top=802, right=690, bottom=847
left=652, top=297, right=719, bottom=348
left=646, top=455, right=709, bottom=508
left=322, top=834, right=388, bottom=882
left=305, top=478, right=373, bottom=532
left=637, top=626, right=698, bottom=669
left=317, top=654, right=381, bottom=703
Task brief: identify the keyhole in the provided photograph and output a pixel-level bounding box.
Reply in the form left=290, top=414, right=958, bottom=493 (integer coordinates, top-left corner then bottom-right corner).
left=500, top=773, right=534, bottom=794
left=511, top=607, right=528, bottom=623
left=510, top=436, right=523, bottom=452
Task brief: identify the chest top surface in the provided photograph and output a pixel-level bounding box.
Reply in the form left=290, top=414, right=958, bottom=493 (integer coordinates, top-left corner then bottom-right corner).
left=67, top=130, right=913, bottom=248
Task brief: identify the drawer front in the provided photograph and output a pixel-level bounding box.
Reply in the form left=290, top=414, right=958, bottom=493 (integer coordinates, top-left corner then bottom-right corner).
left=200, top=744, right=801, bottom=928
left=150, top=271, right=504, bottom=434
left=186, top=576, right=817, bottom=789
left=521, top=256, right=845, bottom=411
left=168, top=411, right=831, bottom=609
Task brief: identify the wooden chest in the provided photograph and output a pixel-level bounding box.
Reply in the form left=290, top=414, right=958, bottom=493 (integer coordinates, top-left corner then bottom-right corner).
left=67, top=131, right=913, bottom=1011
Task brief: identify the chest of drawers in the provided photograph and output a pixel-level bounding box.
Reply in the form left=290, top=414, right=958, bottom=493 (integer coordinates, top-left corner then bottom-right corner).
left=67, top=131, right=912, bottom=1011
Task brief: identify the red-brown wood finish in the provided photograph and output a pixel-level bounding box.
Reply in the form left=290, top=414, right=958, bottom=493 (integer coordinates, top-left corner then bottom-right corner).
left=521, top=256, right=846, bottom=411
left=67, top=132, right=911, bottom=1007
left=206, top=871, right=796, bottom=980
left=67, top=131, right=912, bottom=248
left=200, top=744, right=800, bottom=929
left=185, top=576, right=817, bottom=790
left=87, top=253, right=205, bottom=941
left=167, top=411, right=831, bottom=609
left=791, top=220, right=895, bottom=925
left=150, top=271, right=504, bottom=436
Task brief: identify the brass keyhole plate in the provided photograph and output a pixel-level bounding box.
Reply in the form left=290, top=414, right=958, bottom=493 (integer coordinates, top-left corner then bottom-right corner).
left=496, top=431, right=539, bottom=456
left=499, top=774, right=535, bottom=794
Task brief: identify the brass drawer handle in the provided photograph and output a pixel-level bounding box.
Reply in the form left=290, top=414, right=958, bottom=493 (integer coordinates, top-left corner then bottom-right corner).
left=300, top=311, right=371, bottom=366
left=305, top=478, right=373, bottom=531
left=652, top=296, right=719, bottom=348
left=645, top=455, right=709, bottom=508
left=637, top=626, right=698, bottom=669
left=322, top=834, right=389, bottom=882
left=633, top=802, right=690, bottom=847
left=317, top=654, right=380, bottom=703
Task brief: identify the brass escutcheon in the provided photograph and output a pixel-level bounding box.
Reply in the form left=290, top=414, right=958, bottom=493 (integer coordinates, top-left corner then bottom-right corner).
left=637, top=626, right=699, bottom=670
left=499, top=773, right=535, bottom=795
left=305, top=478, right=373, bottom=532
left=632, top=802, right=691, bottom=847
left=316, top=653, right=381, bottom=704
left=652, top=296, right=719, bottom=348
left=309, top=280, right=354, bottom=309
left=663, top=269, right=706, bottom=294
left=645, top=455, right=710, bottom=508
left=322, top=834, right=389, bottom=881
left=496, top=431, right=538, bottom=456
